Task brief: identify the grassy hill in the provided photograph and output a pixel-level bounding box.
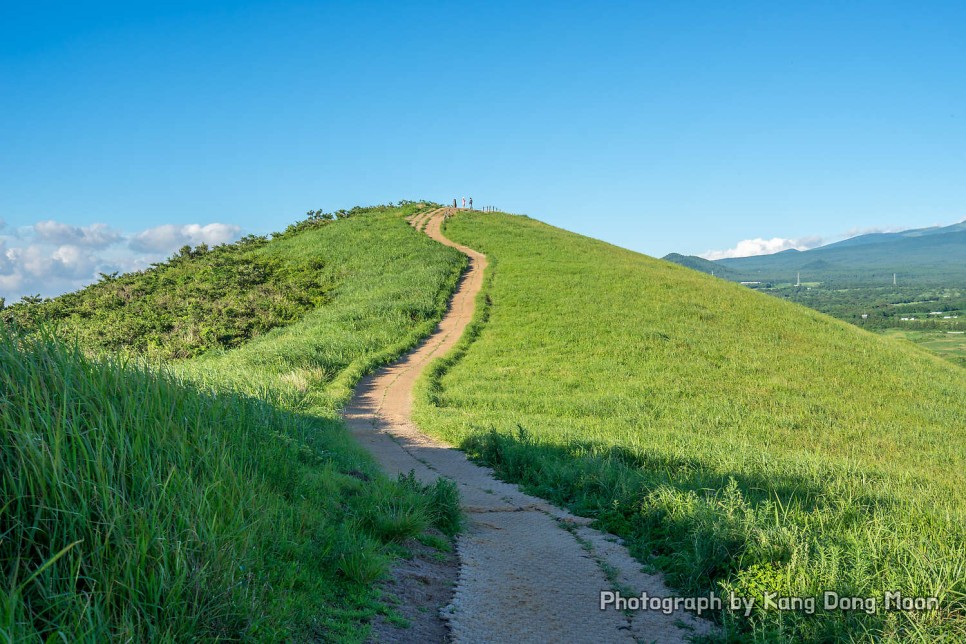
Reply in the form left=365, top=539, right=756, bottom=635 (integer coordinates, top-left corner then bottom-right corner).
left=1, top=204, right=465, bottom=641
left=416, top=212, right=966, bottom=641
left=666, top=221, right=966, bottom=368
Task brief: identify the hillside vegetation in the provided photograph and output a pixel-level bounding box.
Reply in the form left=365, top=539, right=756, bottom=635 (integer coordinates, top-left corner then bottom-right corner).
left=416, top=212, right=966, bottom=642
left=0, top=206, right=385, bottom=359
left=1, top=204, right=465, bottom=641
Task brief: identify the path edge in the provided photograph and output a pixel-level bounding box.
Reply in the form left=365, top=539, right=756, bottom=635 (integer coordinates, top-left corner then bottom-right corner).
left=412, top=216, right=496, bottom=439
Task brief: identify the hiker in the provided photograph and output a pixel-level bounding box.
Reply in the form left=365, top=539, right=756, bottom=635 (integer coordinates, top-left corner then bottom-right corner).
left=462, top=197, right=466, bottom=208
left=469, top=197, right=473, bottom=210
left=453, top=198, right=457, bottom=208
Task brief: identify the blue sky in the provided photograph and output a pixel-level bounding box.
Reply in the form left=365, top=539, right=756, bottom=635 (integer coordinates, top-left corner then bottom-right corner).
left=1, top=1, right=965, bottom=298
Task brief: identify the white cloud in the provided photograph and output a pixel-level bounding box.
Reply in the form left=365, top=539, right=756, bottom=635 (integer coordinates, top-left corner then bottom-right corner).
left=0, top=243, right=100, bottom=301
left=33, top=220, right=121, bottom=248
left=52, top=245, right=99, bottom=277
left=0, top=242, right=15, bottom=276
left=129, top=223, right=242, bottom=253
left=701, top=236, right=825, bottom=260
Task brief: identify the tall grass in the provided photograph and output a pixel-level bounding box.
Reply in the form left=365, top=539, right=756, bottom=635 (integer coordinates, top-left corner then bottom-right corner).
left=1, top=204, right=465, bottom=641
left=181, top=204, right=467, bottom=411
left=415, top=211, right=966, bottom=641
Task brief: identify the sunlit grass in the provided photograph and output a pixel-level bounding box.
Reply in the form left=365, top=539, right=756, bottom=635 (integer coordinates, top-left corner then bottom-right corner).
left=415, top=211, right=966, bottom=642
left=181, top=204, right=467, bottom=411
left=1, top=204, right=465, bottom=641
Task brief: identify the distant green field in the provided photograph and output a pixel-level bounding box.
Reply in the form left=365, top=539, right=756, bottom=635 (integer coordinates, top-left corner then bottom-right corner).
left=762, top=285, right=965, bottom=367
left=881, top=328, right=966, bottom=368
left=416, top=212, right=966, bottom=642
left=1, top=204, right=465, bottom=641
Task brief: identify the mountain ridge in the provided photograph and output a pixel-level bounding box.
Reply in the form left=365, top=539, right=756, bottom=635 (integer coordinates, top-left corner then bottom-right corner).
left=666, top=219, right=966, bottom=284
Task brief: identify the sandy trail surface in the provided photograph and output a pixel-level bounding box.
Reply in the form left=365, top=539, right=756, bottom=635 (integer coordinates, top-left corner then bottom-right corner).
left=344, top=207, right=713, bottom=643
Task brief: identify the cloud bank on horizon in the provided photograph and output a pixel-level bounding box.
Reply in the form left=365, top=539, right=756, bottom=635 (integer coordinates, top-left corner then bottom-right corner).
left=0, top=220, right=242, bottom=303
left=698, top=223, right=930, bottom=260
left=701, top=236, right=826, bottom=260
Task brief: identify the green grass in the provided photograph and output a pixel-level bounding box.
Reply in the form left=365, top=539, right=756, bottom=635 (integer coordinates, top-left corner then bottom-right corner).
left=178, top=204, right=467, bottom=411
left=415, top=211, right=966, bottom=642
left=1, top=204, right=466, bottom=641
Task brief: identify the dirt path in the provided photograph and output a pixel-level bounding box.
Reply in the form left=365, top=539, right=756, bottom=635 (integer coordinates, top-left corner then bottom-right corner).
left=344, top=208, right=714, bottom=643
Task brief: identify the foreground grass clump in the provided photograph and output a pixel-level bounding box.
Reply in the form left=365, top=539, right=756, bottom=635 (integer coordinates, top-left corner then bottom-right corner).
left=0, top=332, right=458, bottom=641
left=2, top=204, right=466, bottom=640
left=416, top=211, right=966, bottom=641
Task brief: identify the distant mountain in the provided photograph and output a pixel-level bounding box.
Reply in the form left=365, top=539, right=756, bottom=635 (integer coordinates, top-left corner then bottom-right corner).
left=706, top=220, right=966, bottom=285
left=800, top=259, right=837, bottom=270
left=662, top=253, right=736, bottom=277
left=820, top=220, right=966, bottom=250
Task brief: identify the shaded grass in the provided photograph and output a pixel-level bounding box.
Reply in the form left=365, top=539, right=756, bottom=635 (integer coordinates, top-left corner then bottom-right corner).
left=415, top=211, right=966, bottom=642
left=1, top=204, right=466, bottom=641
left=0, top=330, right=429, bottom=640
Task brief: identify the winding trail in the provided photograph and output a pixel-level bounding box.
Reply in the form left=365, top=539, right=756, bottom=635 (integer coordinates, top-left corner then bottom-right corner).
left=344, top=208, right=714, bottom=643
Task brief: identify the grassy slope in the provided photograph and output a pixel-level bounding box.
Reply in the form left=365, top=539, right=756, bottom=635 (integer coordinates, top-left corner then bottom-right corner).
left=182, top=204, right=467, bottom=410
left=1, top=205, right=466, bottom=641
left=415, top=212, right=966, bottom=642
